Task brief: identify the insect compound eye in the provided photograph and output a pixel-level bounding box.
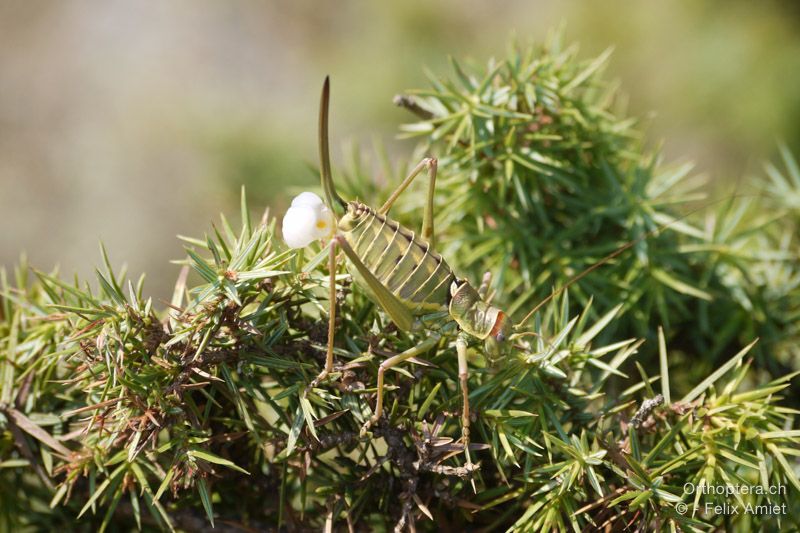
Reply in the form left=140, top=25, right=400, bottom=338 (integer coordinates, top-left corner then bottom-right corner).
left=496, top=333, right=506, bottom=343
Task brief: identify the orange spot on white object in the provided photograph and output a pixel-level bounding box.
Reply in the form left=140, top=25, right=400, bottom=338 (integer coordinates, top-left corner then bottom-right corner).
left=282, top=192, right=334, bottom=249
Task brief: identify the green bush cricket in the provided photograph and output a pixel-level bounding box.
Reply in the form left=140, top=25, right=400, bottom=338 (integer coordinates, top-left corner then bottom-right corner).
left=296, top=78, right=522, bottom=472
left=296, top=77, right=730, bottom=474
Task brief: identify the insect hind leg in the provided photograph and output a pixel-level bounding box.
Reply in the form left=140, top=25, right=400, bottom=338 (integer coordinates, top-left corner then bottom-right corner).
left=306, top=234, right=417, bottom=396
left=378, top=157, right=438, bottom=246
left=305, top=239, right=339, bottom=396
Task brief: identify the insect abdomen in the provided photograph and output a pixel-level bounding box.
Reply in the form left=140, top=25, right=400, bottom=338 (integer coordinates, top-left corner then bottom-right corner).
left=339, top=202, right=454, bottom=315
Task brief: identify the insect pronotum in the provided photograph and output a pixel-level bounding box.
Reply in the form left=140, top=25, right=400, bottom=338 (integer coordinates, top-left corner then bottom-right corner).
left=295, top=77, right=727, bottom=473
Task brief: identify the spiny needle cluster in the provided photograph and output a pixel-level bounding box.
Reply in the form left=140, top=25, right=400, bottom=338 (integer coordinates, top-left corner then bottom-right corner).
left=1, top=35, right=799, bottom=531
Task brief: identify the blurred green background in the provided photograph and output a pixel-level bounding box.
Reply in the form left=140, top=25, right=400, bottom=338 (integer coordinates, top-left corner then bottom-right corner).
left=2, top=0, right=799, bottom=298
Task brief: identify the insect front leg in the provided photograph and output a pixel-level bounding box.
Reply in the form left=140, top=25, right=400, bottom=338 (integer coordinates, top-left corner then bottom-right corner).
left=360, top=333, right=441, bottom=436
left=456, top=332, right=474, bottom=471
left=477, top=271, right=492, bottom=300
left=305, top=239, right=339, bottom=396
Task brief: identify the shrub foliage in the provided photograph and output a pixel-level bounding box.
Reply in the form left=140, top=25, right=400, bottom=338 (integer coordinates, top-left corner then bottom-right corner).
left=1, top=35, right=799, bottom=531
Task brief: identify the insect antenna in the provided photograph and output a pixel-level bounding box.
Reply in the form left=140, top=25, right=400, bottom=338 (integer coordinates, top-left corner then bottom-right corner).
left=512, top=193, right=763, bottom=333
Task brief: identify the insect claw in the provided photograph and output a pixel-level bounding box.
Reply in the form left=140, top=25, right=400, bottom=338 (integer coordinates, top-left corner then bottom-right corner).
left=360, top=416, right=379, bottom=438
left=305, top=369, right=331, bottom=398
left=458, top=437, right=479, bottom=493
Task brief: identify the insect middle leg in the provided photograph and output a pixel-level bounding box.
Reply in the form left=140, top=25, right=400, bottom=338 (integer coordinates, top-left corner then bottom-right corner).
left=360, top=333, right=441, bottom=436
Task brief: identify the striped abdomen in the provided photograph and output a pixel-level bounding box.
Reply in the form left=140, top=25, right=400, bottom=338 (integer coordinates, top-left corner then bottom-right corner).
left=337, top=201, right=454, bottom=316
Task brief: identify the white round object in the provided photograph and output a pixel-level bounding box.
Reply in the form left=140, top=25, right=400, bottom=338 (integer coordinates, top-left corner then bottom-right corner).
left=291, top=191, right=325, bottom=208
left=282, top=192, right=334, bottom=249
